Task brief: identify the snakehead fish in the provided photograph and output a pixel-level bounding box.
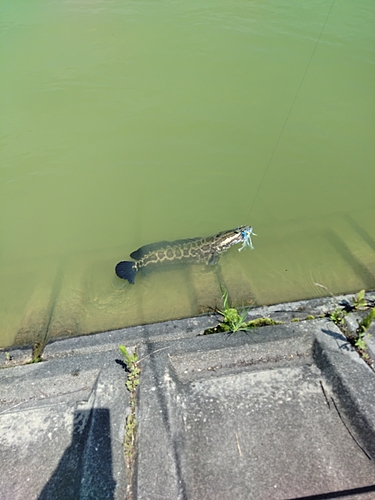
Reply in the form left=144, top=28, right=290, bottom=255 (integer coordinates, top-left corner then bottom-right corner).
left=115, top=225, right=255, bottom=284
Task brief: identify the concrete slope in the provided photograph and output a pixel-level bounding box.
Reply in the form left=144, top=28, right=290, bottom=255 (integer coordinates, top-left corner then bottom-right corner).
left=0, top=297, right=375, bottom=500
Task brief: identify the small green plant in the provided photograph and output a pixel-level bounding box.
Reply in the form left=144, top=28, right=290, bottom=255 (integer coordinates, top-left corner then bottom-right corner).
left=353, top=289, right=367, bottom=310
left=217, top=289, right=248, bottom=332
left=203, top=288, right=281, bottom=334
left=358, top=306, right=375, bottom=333
left=119, top=345, right=140, bottom=393
left=354, top=306, right=375, bottom=356
left=329, top=308, right=347, bottom=325
left=216, top=288, right=250, bottom=333
left=355, top=334, right=368, bottom=353
left=317, top=285, right=373, bottom=364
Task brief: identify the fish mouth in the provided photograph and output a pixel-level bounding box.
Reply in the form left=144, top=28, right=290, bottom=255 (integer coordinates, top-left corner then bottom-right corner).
left=237, top=226, right=256, bottom=251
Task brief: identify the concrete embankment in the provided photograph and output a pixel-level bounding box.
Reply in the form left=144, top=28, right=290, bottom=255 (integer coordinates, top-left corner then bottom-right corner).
left=1, top=293, right=375, bottom=500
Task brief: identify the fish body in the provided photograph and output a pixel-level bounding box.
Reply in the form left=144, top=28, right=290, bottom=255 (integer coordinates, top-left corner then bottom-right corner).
left=115, top=225, right=255, bottom=284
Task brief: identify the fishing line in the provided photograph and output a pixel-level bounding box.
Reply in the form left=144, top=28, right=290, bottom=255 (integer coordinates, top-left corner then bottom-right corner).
left=247, top=0, right=336, bottom=219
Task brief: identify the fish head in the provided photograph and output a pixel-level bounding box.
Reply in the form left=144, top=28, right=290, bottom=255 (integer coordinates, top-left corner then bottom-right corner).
left=214, top=225, right=254, bottom=252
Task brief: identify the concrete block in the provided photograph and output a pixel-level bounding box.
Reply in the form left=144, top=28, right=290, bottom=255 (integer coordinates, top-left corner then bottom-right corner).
left=135, top=320, right=375, bottom=499
left=0, top=349, right=129, bottom=499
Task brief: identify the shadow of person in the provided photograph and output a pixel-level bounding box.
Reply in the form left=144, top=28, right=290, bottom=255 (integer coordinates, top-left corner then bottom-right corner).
left=39, top=408, right=116, bottom=500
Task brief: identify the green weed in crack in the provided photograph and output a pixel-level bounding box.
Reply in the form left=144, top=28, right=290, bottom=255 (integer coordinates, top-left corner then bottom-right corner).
left=119, top=345, right=140, bottom=499
left=317, top=284, right=375, bottom=365
left=355, top=306, right=375, bottom=357
left=203, top=287, right=281, bottom=335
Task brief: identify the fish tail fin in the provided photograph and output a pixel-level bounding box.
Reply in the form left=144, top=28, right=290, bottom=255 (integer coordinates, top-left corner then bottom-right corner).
left=115, top=261, right=137, bottom=284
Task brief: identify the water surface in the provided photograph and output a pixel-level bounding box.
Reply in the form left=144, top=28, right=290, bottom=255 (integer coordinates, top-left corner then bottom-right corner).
left=1, top=0, right=375, bottom=347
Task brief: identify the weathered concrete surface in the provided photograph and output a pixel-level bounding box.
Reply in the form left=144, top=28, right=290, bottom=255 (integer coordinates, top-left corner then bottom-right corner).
left=0, top=295, right=375, bottom=500
left=135, top=319, right=375, bottom=500
left=0, top=350, right=129, bottom=500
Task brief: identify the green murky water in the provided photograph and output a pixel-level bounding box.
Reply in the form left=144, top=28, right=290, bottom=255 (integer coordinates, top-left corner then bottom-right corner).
left=1, top=0, right=375, bottom=347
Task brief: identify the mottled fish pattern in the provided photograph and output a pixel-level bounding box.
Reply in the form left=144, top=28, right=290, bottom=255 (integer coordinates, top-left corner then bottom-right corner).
left=115, top=225, right=255, bottom=284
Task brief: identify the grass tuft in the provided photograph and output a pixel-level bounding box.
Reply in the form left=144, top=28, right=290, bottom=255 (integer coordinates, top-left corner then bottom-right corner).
left=203, top=287, right=281, bottom=335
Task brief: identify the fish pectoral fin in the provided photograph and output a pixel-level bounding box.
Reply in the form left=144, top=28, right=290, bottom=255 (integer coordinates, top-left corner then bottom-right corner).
left=115, top=261, right=137, bottom=284
left=207, top=253, right=220, bottom=265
